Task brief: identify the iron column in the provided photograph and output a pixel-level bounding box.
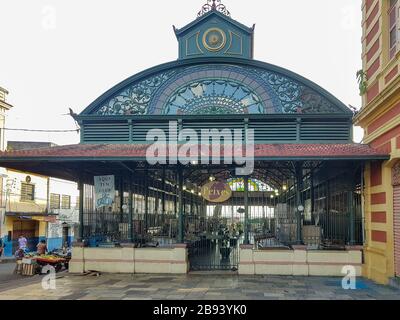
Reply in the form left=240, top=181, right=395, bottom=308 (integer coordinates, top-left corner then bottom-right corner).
left=348, top=179, right=356, bottom=245
left=78, top=178, right=84, bottom=241
left=128, top=174, right=133, bottom=243
left=244, top=177, right=250, bottom=245
left=178, top=166, right=184, bottom=243
left=144, top=167, right=149, bottom=234
left=295, top=162, right=304, bottom=245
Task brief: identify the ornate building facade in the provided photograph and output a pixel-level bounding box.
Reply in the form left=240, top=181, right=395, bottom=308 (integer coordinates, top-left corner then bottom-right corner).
left=0, top=1, right=390, bottom=275
left=354, top=0, right=400, bottom=284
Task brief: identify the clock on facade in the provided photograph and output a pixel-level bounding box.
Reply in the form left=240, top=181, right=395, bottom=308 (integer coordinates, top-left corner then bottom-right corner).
left=202, top=28, right=226, bottom=51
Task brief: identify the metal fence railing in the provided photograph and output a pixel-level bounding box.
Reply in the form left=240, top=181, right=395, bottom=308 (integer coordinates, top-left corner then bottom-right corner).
left=80, top=169, right=363, bottom=253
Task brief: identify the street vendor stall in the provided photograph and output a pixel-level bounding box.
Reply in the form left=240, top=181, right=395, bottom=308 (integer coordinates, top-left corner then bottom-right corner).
left=14, top=252, right=70, bottom=276
left=35, top=255, right=69, bottom=273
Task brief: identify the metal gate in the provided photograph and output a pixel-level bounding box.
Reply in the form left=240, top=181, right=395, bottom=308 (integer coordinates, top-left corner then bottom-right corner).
left=394, top=185, right=400, bottom=277
left=187, top=179, right=274, bottom=271
left=187, top=203, right=242, bottom=271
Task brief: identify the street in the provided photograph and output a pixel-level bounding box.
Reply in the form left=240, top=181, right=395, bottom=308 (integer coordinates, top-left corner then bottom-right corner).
left=0, top=263, right=19, bottom=283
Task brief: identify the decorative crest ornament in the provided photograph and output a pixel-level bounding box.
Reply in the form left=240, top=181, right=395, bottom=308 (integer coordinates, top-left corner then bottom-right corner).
left=198, top=0, right=231, bottom=18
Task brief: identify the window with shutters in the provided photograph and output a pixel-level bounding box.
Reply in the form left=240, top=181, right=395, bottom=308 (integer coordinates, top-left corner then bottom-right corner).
left=50, top=193, right=60, bottom=209
left=61, top=195, right=71, bottom=209
left=21, top=183, right=35, bottom=202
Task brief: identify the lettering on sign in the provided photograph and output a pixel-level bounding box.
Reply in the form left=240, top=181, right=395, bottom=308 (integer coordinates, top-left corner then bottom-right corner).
left=94, top=175, right=116, bottom=209
left=201, top=181, right=232, bottom=203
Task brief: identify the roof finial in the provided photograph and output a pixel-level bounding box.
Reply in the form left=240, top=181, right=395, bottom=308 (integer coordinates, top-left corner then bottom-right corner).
left=198, top=0, right=231, bottom=18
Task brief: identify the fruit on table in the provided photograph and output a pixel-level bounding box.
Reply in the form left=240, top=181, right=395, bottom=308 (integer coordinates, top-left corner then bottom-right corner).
left=39, top=255, right=61, bottom=261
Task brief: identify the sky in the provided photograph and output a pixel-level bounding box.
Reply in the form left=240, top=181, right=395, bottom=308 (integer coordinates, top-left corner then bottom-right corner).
left=0, top=0, right=364, bottom=145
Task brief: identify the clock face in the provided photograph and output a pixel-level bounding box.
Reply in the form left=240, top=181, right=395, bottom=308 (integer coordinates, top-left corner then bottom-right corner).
left=202, top=28, right=226, bottom=52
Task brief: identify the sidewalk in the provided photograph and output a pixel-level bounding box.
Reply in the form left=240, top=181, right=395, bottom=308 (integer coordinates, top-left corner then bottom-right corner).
left=0, top=257, right=16, bottom=264
left=0, top=274, right=399, bottom=300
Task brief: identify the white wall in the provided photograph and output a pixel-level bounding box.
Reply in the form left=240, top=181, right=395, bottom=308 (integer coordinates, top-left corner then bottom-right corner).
left=4, top=170, right=48, bottom=213
left=48, top=177, right=79, bottom=240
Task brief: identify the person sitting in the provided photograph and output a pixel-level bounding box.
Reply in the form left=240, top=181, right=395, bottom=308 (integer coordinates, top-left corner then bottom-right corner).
left=14, top=248, right=25, bottom=260
left=36, top=240, right=47, bottom=255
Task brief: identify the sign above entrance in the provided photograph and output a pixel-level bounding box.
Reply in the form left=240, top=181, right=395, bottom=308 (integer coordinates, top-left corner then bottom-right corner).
left=201, top=181, right=232, bottom=203
left=94, top=175, right=115, bottom=209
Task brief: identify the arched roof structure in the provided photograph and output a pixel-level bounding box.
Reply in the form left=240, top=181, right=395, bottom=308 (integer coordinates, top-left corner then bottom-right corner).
left=80, top=58, right=352, bottom=117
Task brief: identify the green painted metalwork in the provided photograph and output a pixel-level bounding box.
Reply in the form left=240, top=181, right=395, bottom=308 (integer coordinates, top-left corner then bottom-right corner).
left=175, top=11, right=254, bottom=60
left=79, top=116, right=352, bottom=144
left=78, top=179, right=84, bottom=241
left=243, top=177, right=249, bottom=245
left=80, top=58, right=352, bottom=117
left=295, top=162, right=304, bottom=245
left=164, top=79, right=264, bottom=115
left=91, top=63, right=348, bottom=116
left=74, top=8, right=357, bottom=147
left=178, top=166, right=184, bottom=243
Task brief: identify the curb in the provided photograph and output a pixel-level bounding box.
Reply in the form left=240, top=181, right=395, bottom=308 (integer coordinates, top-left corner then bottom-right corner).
left=0, top=259, right=16, bottom=264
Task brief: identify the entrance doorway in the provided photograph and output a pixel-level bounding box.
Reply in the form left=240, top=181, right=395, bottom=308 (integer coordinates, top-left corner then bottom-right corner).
left=187, top=177, right=277, bottom=271
left=12, top=220, right=39, bottom=253
left=62, top=226, right=70, bottom=247
left=187, top=204, right=243, bottom=271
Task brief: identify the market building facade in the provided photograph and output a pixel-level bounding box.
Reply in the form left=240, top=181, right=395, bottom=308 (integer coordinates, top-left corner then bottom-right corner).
left=354, top=0, right=400, bottom=285
left=0, top=1, right=389, bottom=275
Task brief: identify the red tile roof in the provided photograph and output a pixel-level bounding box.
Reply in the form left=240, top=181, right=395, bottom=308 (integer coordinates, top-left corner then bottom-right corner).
left=0, top=143, right=389, bottom=160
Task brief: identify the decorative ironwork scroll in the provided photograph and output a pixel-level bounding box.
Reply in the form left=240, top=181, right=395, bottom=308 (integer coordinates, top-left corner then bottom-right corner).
left=163, top=79, right=264, bottom=115
left=94, top=64, right=343, bottom=116
left=198, top=0, right=231, bottom=18
left=96, top=70, right=178, bottom=116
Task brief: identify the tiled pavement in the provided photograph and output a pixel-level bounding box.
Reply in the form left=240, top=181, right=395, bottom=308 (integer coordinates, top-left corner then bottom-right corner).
left=0, top=273, right=399, bottom=300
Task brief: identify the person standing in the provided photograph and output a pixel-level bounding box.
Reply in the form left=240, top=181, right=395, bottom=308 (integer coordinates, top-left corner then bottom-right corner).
left=36, top=240, right=47, bottom=255
left=0, top=238, right=4, bottom=261
left=18, top=235, right=28, bottom=253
